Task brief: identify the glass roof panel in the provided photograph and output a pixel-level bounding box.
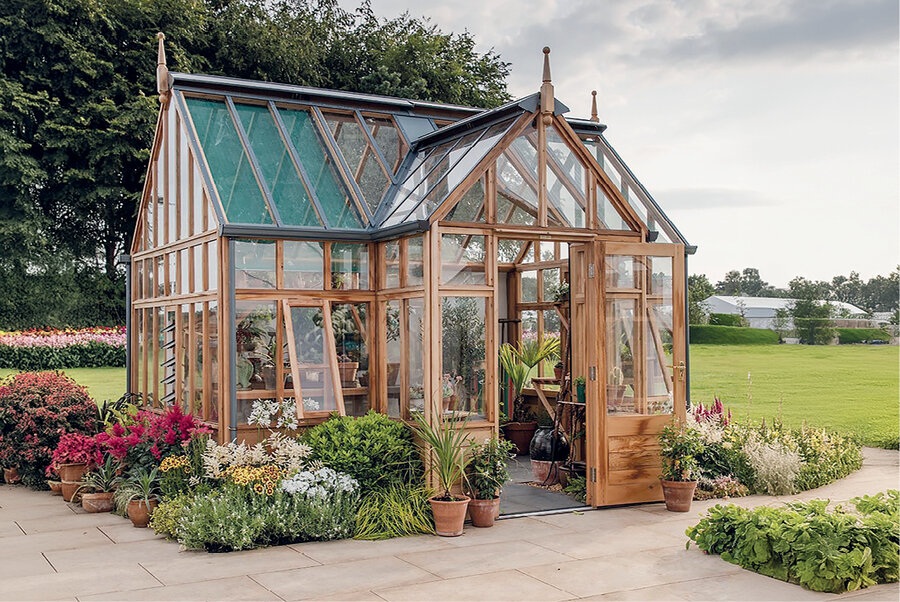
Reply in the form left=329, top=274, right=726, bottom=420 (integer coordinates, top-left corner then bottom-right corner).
left=280, top=108, right=364, bottom=229
left=597, top=184, right=630, bottom=231
left=233, top=103, right=322, bottom=227
left=380, top=138, right=458, bottom=226
left=324, top=112, right=389, bottom=216
left=365, top=116, right=407, bottom=174
left=545, top=125, right=586, bottom=228
left=497, top=122, right=539, bottom=226
left=444, top=175, right=486, bottom=223
left=185, top=97, right=272, bottom=224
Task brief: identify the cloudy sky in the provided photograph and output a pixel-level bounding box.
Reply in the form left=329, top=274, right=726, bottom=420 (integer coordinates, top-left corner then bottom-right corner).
left=346, top=0, right=898, bottom=286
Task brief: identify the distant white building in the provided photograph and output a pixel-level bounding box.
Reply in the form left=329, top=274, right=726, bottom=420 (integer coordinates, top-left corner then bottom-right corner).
left=702, top=295, right=868, bottom=330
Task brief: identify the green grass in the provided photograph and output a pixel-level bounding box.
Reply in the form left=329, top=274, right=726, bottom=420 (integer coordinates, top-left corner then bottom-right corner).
left=691, top=344, right=899, bottom=448
left=0, top=367, right=126, bottom=403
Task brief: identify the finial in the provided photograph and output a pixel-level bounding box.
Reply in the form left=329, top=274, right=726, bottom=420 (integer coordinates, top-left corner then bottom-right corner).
left=156, top=32, right=170, bottom=104
left=540, top=46, right=554, bottom=125
left=590, top=90, right=599, bottom=123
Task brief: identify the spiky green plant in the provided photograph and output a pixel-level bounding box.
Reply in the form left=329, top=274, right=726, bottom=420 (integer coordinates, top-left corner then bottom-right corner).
left=411, top=412, right=470, bottom=500
left=514, top=337, right=560, bottom=368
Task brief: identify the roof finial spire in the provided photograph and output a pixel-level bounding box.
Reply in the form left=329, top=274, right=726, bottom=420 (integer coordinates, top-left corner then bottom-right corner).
left=590, top=90, right=599, bottom=123
left=156, top=32, right=170, bottom=104
left=540, top=46, right=554, bottom=125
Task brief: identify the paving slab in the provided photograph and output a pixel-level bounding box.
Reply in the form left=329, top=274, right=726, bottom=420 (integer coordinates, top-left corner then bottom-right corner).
left=444, top=516, right=575, bottom=548
left=290, top=533, right=453, bottom=564
left=0, top=552, right=56, bottom=580
left=398, top=539, right=571, bottom=579
left=98, top=521, right=167, bottom=544
left=80, top=575, right=283, bottom=601
left=15, top=510, right=125, bottom=535
left=45, top=538, right=182, bottom=573
left=0, top=564, right=161, bottom=601
left=250, top=556, right=437, bottom=600
left=0, top=525, right=112, bottom=557
left=374, top=569, right=572, bottom=601
left=531, top=523, right=684, bottom=559
left=581, top=570, right=826, bottom=600
left=0, top=520, right=24, bottom=538
left=141, top=545, right=320, bottom=586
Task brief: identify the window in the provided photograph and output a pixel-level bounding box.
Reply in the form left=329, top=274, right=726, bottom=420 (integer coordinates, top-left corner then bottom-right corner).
left=441, top=296, right=486, bottom=421
left=330, top=243, right=369, bottom=290
left=234, top=239, right=275, bottom=289
left=235, top=301, right=278, bottom=421
left=283, top=241, right=324, bottom=289
left=407, top=236, right=424, bottom=286
left=385, top=298, right=425, bottom=420
left=331, top=303, right=369, bottom=417
left=283, top=302, right=343, bottom=416
left=384, top=240, right=400, bottom=289
left=441, top=234, right=485, bottom=286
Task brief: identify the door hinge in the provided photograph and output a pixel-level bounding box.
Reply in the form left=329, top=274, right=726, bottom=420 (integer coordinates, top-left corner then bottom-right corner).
left=588, top=263, right=595, bottom=278
left=590, top=467, right=597, bottom=482
left=589, top=366, right=596, bottom=381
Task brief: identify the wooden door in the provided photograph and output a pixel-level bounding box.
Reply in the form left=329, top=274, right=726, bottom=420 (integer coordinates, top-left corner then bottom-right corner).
left=595, top=241, right=686, bottom=505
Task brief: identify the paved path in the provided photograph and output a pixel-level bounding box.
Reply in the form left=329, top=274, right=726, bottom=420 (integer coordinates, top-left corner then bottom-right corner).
left=0, top=448, right=896, bottom=601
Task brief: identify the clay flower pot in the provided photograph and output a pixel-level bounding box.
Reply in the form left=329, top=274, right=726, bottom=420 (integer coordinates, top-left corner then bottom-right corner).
left=337, top=361, right=359, bottom=385
left=468, top=497, right=500, bottom=528
left=57, top=463, right=88, bottom=483
left=660, top=479, right=697, bottom=512
left=127, top=499, right=159, bottom=528
left=529, top=460, right=562, bottom=486
left=47, top=481, right=63, bottom=496
left=60, top=481, right=80, bottom=502
left=429, top=495, right=470, bottom=537
left=3, top=467, right=21, bottom=484
left=502, top=422, right=536, bottom=455
left=82, top=492, right=115, bottom=513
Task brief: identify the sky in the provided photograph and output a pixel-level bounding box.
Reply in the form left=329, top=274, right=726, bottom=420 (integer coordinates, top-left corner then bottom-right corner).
left=343, top=0, right=899, bottom=287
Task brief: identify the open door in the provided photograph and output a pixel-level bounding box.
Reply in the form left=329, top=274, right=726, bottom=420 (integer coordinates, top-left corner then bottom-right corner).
left=578, top=241, right=686, bottom=507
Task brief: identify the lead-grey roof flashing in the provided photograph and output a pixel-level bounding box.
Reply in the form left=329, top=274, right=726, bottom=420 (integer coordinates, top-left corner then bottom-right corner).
left=567, top=117, right=608, bottom=134
left=218, top=219, right=430, bottom=242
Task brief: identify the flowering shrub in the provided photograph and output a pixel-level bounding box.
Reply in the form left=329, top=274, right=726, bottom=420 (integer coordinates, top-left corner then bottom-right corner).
left=692, top=396, right=731, bottom=425
left=695, top=475, right=750, bottom=501
left=0, top=372, right=97, bottom=487
left=200, top=434, right=312, bottom=479
left=467, top=436, right=515, bottom=499
left=248, top=398, right=299, bottom=431
left=226, top=465, right=286, bottom=496
left=49, top=433, right=105, bottom=472
left=659, top=420, right=706, bottom=481
left=0, top=327, right=126, bottom=369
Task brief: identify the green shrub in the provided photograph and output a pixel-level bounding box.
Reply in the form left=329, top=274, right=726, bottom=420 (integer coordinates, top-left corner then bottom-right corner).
left=687, top=491, right=900, bottom=593
left=303, top=411, right=422, bottom=492
left=689, top=325, right=779, bottom=345
left=354, top=483, right=435, bottom=540
left=836, top=328, right=892, bottom=344
left=709, top=313, right=745, bottom=327
left=563, top=475, right=587, bottom=504
left=149, top=494, right=192, bottom=539
left=0, top=342, right=125, bottom=369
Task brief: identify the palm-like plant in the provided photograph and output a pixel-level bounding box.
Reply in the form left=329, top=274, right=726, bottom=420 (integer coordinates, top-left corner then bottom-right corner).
left=412, top=412, right=470, bottom=501
left=514, top=337, right=560, bottom=368
left=115, top=467, right=160, bottom=511
left=77, top=455, right=121, bottom=495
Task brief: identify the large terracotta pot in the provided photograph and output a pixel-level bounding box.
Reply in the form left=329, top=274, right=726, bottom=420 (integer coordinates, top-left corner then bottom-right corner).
left=48, top=480, right=63, bottom=496
left=660, top=479, right=697, bottom=512
left=468, top=497, right=500, bottom=528
left=429, top=495, right=470, bottom=537
left=57, top=463, right=88, bottom=483
left=503, top=422, right=536, bottom=455
left=127, top=499, right=159, bottom=528
left=3, top=467, right=21, bottom=484
left=530, top=459, right=562, bottom=485
left=60, top=481, right=80, bottom=502
left=82, top=492, right=115, bottom=513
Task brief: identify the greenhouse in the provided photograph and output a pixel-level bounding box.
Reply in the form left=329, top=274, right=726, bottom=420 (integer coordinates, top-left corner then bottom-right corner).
left=127, top=40, right=693, bottom=508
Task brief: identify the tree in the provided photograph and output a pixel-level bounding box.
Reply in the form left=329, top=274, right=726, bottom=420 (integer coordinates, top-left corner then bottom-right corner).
left=0, top=0, right=511, bottom=329
left=687, top=274, right=714, bottom=324
left=787, top=277, right=835, bottom=345
left=714, top=267, right=775, bottom=297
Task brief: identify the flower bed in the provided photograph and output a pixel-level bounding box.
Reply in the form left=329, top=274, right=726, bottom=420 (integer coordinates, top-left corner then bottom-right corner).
left=0, top=327, right=126, bottom=369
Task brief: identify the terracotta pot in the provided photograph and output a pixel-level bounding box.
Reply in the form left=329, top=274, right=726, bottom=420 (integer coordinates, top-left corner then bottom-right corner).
left=48, top=480, right=63, bottom=496
left=338, top=362, right=359, bottom=385
left=127, top=499, right=159, bottom=528
left=557, top=465, right=570, bottom=489
left=60, top=481, right=80, bottom=502
left=503, top=421, right=536, bottom=455
left=554, top=366, right=564, bottom=381
left=606, top=384, right=626, bottom=409
left=468, top=497, right=500, bottom=528
left=3, top=467, right=21, bottom=484
left=57, top=463, right=88, bottom=483
left=429, top=495, right=470, bottom=537
left=660, top=479, right=697, bottom=512
left=82, top=492, right=115, bottom=513
left=530, top=459, right=561, bottom=485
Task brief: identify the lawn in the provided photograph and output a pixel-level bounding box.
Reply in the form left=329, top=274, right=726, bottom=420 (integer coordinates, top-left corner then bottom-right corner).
left=0, top=367, right=126, bottom=403
left=690, top=344, right=899, bottom=448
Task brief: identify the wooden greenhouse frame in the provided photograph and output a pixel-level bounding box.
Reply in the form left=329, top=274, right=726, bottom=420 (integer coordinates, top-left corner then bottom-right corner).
left=126, top=38, right=695, bottom=507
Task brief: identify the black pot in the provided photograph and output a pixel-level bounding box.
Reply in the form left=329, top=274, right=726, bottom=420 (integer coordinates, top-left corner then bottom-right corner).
left=529, top=426, right=570, bottom=461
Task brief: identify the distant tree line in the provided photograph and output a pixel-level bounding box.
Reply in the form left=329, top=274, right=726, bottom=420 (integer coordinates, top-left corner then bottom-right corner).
left=0, top=0, right=511, bottom=330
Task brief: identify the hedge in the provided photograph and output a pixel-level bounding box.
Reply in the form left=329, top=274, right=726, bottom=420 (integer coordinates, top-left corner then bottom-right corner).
left=690, top=325, right=779, bottom=345
left=836, top=328, right=892, bottom=344
left=708, top=313, right=745, bottom=327
left=0, top=342, right=125, bottom=370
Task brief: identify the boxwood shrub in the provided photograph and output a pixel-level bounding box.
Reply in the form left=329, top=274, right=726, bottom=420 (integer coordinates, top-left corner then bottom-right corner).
left=0, top=342, right=125, bottom=369
left=836, top=328, right=892, bottom=344
left=708, top=313, right=745, bottom=327
left=689, top=325, right=779, bottom=345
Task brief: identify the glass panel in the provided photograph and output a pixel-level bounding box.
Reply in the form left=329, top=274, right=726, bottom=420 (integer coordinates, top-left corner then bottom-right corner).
left=155, top=157, right=165, bottom=244
left=384, top=240, right=400, bottom=288
left=440, top=234, right=485, bottom=285
left=443, top=175, right=486, bottom=223
left=542, top=267, right=560, bottom=301
left=646, top=302, right=674, bottom=414
left=605, top=255, right=638, bottom=289
left=539, top=241, right=555, bottom=262
left=135, top=309, right=143, bottom=401
left=283, top=240, right=324, bottom=289
left=233, top=103, right=322, bottom=227
left=597, top=185, right=630, bottom=230
left=385, top=300, right=402, bottom=418
left=521, top=270, right=537, bottom=302
left=382, top=140, right=454, bottom=225
left=192, top=244, right=202, bottom=292
left=135, top=260, right=144, bottom=299
left=234, top=239, right=275, bottom=289
left=324, top=112, right=387, bottom=216
left=167, top=107, right=177, bottom=243
left=178, top=120, right=190, bottom=239
left=164, top=308, right=176, bottom=404
left=192, top=160, right=204, bottom=234
left=208, top=302, right=219, bottom=422
left=357, top=152, right=390, bottom=214
left=179, top=248, right=189, bottom=294
left=606, top=298, right=636, bottom=414
left=407, top=236, right=424, bottom=286
left=497, top=239, right=527, bottom=263
left=167, top=253, right=176, bottom=295
left=441, top=296, right=486, bottom=420
left=146, top=177, right=155, bottom=249
left=648, top=256, right=673, bottom=298
left=496, top=150, right=538, bottom=225
left=286, top=305, right=338, bottom=413
left=192, top=304, right=203, bottom=416
left=185, top=97, right=272, bottom=224
left=365, top=116, right=407, bottom=173
left=155, top=256, right=164, bottom=296
left=180, top=304, right=191, bottom=410
left=207, top=239, right=218, bottom=291
left=546, top=126, right=586, bottom=228
left=408, top=298, right=425, bottom=417
left=543, top=309, right=561, bottom=342
left=332, top=303, right=369, bottom=416
left=331, top=243, right=369, bottom=290
left=235, top=301, right=277, bottom=395
left=521, top=309, right=538, bottom=343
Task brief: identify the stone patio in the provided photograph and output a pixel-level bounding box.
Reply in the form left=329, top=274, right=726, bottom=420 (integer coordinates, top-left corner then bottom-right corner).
left=0, top=447, right=896, bottom=601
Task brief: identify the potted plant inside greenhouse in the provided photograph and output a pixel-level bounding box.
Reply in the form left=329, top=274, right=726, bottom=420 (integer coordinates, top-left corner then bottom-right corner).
left=658, top=420, right=705, bottom=512
left=412, top=413, right=471, bottom=537
left=77, top=456, right=120, bottom=513
left=467, top=436, right=515, bottom=527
